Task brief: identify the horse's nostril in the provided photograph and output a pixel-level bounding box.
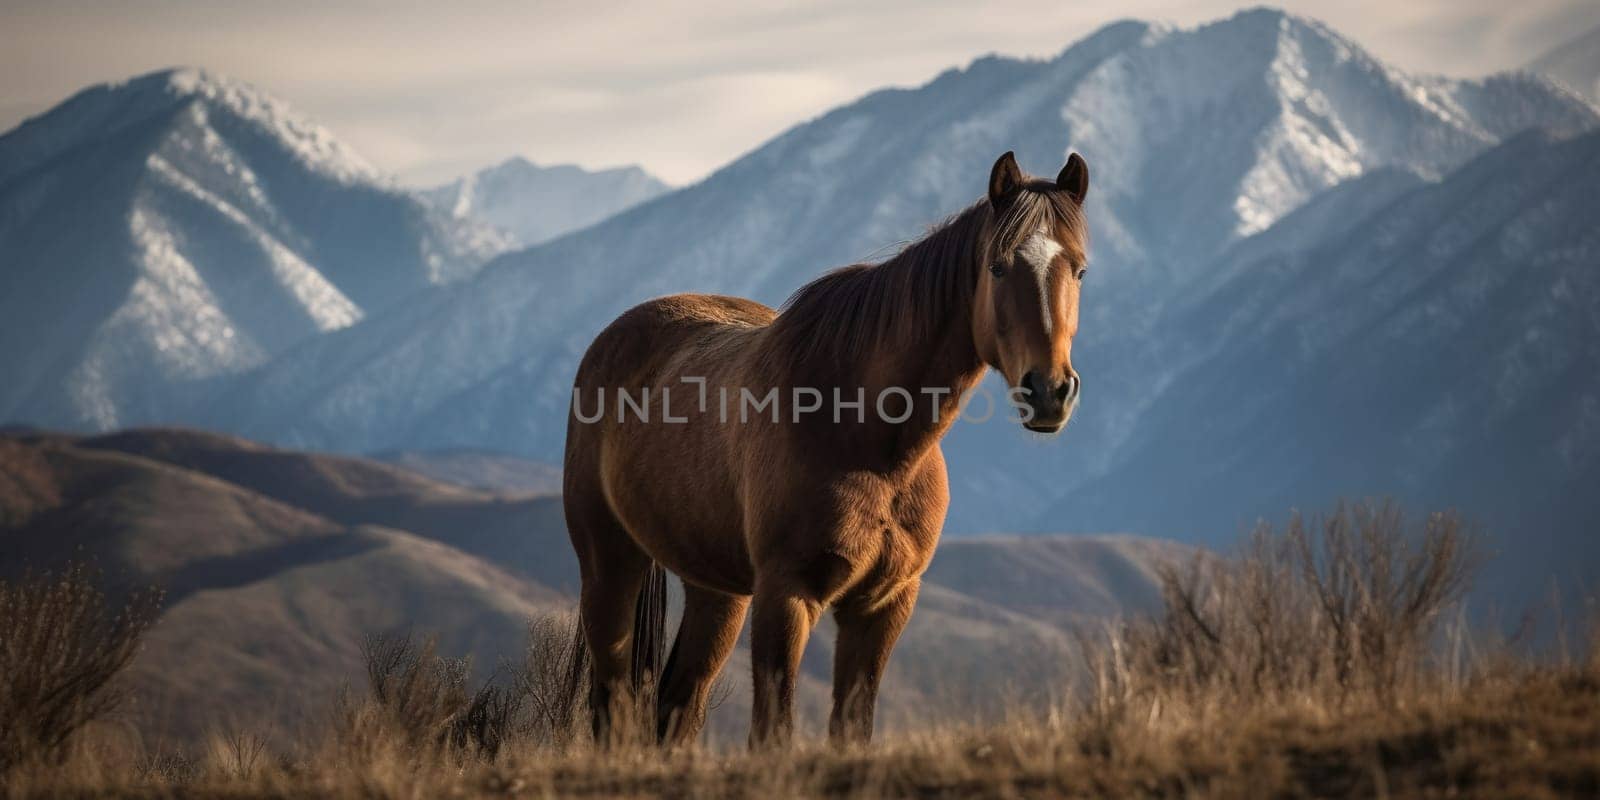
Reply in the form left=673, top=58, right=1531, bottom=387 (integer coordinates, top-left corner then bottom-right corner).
left=1055, top=375, right=1079, bottom=404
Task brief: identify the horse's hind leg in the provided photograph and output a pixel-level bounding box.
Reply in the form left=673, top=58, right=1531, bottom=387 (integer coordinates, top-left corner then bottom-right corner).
left=828, top=579, right=920, bottom=744
left=567, top=499, right=652, bottom=744
left=657, top=584, right=749, bottom=745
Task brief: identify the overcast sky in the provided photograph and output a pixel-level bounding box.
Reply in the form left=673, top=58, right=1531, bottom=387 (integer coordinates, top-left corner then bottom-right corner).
left=2, top=1, right=1596, bottom=186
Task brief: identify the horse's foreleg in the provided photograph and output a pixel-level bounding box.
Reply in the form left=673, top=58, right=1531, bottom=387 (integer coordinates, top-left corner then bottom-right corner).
left=828, top=578, right=920, bottom=745
left=657, top=584, right=749, bottom=746
left=748, top=584, right=822, bottom=748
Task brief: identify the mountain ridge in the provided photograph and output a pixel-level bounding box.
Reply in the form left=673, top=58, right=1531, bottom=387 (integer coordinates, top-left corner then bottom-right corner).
left=1528, top=24, right=1600, bottom=102
left=420, top=156, right=669, bottom=247
left=0, top=68, right=507, bottom=430
left=0, top=68, right=379, bottom=190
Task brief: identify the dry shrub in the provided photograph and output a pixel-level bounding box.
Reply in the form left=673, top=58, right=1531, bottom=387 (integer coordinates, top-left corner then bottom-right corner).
left=357, top=632, right=474, bottom=752
left=443, top=613, right=590, bottom=757
left=132, top=749, right=202, bottom=785
left=0, top=563, right=162, bottom=774
left=207, top=727, right=270, bottom=781
left=330, top=613, right=590, bottom=765
left=509, top=612, right=590, bottom=749
left=1082, top=500, right=1475, bottom=724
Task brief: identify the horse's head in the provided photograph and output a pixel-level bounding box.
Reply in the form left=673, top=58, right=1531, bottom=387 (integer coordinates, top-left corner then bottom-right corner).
left=972, top=151, right=1090, bottom=434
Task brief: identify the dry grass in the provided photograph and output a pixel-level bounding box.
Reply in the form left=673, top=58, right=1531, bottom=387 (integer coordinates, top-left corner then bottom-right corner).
left=4, top=503, right=1598, bottom=798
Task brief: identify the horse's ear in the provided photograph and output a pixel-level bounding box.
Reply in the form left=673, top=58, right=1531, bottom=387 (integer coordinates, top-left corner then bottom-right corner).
left=988, top=151, right=1024, bottom=208
left=1057, top=152, right=1089, bottom=204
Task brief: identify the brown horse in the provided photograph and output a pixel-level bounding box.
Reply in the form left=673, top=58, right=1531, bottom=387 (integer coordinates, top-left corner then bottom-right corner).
left=563, top=151, right=1090, bottom=747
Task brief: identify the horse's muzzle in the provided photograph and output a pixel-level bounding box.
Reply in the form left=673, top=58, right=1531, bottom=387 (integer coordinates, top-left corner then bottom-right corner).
left=1020, top=369, right=1078, bottom=432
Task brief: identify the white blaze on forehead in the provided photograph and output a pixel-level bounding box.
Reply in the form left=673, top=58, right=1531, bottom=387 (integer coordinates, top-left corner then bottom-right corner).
left=1018, top=227, right=1064, bottom=334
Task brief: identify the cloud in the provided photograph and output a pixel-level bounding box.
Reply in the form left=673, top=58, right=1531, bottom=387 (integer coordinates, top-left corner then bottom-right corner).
left=1, top=0, right=1594, bottom=185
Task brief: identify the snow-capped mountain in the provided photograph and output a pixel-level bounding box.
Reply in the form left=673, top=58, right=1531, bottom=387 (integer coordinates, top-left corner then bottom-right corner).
left=0, top=68, right=506, bottom=429
left=1529, top=24, right=1600, bottom=102
left=1037, top=128, right=1600, bottom=603
left=420, top=157, right=669, bottom=246
left=208, top=9, right=1596, bottom=537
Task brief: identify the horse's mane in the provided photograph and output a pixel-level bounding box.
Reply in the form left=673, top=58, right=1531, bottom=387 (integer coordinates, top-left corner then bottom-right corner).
left=772, top=184, right=1083, bottom=369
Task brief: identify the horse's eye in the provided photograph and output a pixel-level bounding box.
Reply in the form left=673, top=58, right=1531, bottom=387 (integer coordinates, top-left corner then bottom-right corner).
left=1075, top=267, right=1088, bottom=281
left=989, top=263, right=1006, bottom=278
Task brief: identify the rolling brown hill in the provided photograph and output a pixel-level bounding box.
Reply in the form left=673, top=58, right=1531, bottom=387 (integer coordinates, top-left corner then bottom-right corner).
left=0, top=430, right=561, bottom=743
left=372, top=447, right=564, bottom=496
left=0, top=428, right=1190, bottom=744
left=76, top=428, right=578, bottom=592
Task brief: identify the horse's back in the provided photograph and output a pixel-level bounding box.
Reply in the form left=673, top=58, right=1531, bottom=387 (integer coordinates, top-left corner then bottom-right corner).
left=572, top=293, right=775, bottom=388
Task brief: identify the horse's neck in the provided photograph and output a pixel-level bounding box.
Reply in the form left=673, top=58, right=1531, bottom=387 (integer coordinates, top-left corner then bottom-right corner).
left=869, top=301, right=987, bottom=456
left=873, top=331, right=986, bottom=469
left=865, top=209, right=987, bottom=395
left=796, top=216, right=989, bottom=466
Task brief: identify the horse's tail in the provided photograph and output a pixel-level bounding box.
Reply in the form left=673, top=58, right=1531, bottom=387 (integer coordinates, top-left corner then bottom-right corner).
left=629, top=561, right=670, bottom=720
left=564, top=611, right=590, bottom=732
